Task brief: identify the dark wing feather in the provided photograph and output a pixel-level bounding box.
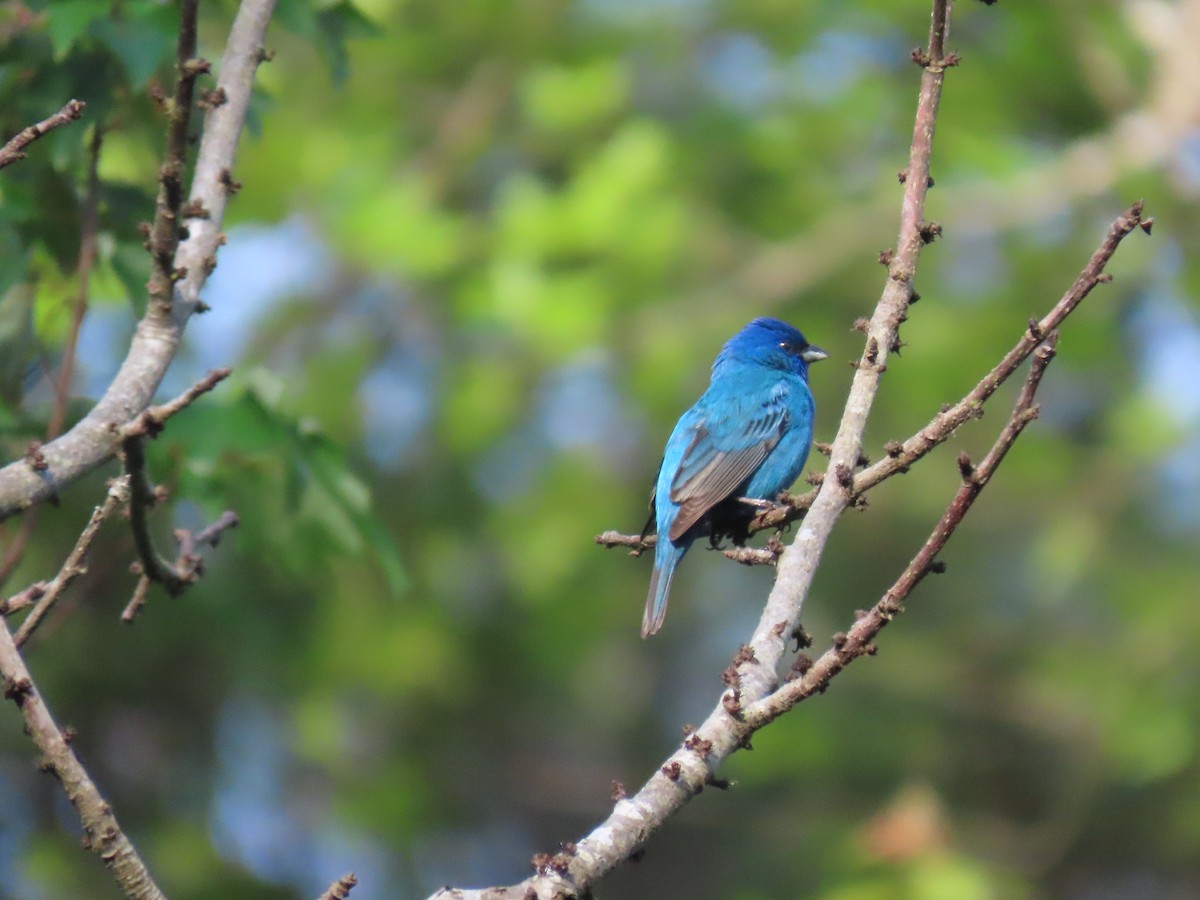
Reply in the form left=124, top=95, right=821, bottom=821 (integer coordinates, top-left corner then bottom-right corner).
left=640, top=483, right=658, bottom=541
left=666, top=394, right=787, bottom=541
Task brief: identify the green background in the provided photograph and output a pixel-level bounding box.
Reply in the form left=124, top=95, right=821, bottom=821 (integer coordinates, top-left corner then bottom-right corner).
left=2, top=1, right=1198, bottom=898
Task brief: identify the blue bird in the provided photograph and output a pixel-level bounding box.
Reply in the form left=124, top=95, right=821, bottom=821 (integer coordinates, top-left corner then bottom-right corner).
left=642, top=317, right=826, bottom=638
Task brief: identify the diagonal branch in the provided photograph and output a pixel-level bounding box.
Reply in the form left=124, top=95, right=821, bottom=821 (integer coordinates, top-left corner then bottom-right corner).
left=807, top=201, right=1146, bottom=510
left=0, top=0, right=277, bottom=522
left=0, top=99, right=86, bottom=170
left=0, top=616, right=167, bottom=900
left=3, top=477, right=130, bottom=648
left=433, top=267, right=1104, bottom=900
left=317, top=873, right=359, bottom=900
left=121, top=367, right=233, bottom=441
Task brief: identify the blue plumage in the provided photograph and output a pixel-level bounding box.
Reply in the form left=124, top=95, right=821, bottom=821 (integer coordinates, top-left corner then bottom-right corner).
left=642, top=317, right=826, bottom=637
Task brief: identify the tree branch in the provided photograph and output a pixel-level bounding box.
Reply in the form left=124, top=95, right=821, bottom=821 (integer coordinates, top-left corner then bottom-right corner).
left=120, top=368, right=236, bottom=602
left=145, top=0, right=204, bottom=318
left=120, top=367, right=233, bottom=442
left=832, top=200, right=1146, bottom=503
left=0, top=617, right=167, bottom=899
left=0, top=0, right=277, bottom=522
left=47, top=122, right=104, bottom=439
left=743, top=334, right=1060, bottom=727
left=175, top=0, right=279, bottom=317
left=317, top=873, right=359, bottom=900
left=0, top=99, right=86, bottom=170
left=2, top=477, right=130, bottom=648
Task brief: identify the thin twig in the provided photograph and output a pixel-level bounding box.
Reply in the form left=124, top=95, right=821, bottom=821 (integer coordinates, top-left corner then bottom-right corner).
left=146, top=0, right=204, bottom=315
left=0, top=617, right=167, bottom=899
left=119, top=367, right=232, bottom=441
left=47, top=124, right=105, bottom=439
left=120, top=368, right=235, bottom=599
left=121, top=576, right=153, bottom=624
left=122, top=509, right=239, bottom=617
left=122, top=437, right=181, bottom=594
left=723, top=539, right=782, bottom=567
left=835, top=201, right=1145, bottom=501
left=0, top=99, right=86, bottom=170
left=190, top=510, right=240, bottom=548
left=317, top=873, right=359, bottom=900
left=6, top=478, right=130, bottom=647
left=0, top=582, right=48, bottom=619
left=0, top=518, right=37, bottom=589
left=743, top=335, right=1060, bottom=727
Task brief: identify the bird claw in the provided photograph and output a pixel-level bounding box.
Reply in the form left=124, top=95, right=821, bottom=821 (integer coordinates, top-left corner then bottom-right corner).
left=740, top=496, right=794, bottom=521
left=737, top=497, right=775, bottom=511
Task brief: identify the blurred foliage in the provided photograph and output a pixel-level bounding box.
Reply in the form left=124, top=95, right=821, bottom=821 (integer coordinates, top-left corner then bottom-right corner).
left=2, top=1, right=1200, bottom=898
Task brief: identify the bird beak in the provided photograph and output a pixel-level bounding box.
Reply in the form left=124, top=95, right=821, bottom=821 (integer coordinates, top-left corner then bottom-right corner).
left=801, top=345, right=828, bottom=363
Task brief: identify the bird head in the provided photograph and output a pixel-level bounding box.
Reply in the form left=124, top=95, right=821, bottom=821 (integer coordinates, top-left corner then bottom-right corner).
left=714, top=317, right=828, bottom=377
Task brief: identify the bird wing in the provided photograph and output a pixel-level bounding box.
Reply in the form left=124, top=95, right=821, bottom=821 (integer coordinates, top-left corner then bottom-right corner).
left=666, top=389, right=788, bottom=541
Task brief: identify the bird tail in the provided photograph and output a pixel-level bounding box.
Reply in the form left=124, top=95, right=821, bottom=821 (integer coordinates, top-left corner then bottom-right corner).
left=642, top=542, right=685, bottom=638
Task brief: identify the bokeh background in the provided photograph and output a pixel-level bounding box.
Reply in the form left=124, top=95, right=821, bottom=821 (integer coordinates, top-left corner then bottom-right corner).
left=3, top=1, right=1200, bottom=898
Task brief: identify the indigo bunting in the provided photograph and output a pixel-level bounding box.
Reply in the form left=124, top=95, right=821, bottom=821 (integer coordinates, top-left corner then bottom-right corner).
left=642, top=317, right=826, bottom=637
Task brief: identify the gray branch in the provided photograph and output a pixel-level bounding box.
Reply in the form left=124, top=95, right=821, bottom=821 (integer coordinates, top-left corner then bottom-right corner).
left=0, top=0, right=278, bottom=522
left=1, top=614, right=168, bottom=900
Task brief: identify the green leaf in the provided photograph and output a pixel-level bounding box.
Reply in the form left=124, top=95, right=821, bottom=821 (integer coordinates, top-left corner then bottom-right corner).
left=44, top=0, right=110, bottom=60
left=313, top=2, right=382, bottom=85
left=0, top=283, right=36, bottom=407
left=293, top=428, right=408, bottom=594
left=92, top=11, right=175, bottom=89
left=161, top=380, right=407, bottom=594
left=522, top=59, right=629, bottom=132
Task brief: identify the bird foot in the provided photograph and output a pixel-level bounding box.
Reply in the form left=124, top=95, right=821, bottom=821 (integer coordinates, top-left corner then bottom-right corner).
left=737, top=497, right=775, bottom=511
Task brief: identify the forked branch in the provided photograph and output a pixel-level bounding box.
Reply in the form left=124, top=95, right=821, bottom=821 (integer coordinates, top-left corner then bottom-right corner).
left=744, top=335, right=1060, bottom=727
left=0, top=0, right=277, bottom=521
